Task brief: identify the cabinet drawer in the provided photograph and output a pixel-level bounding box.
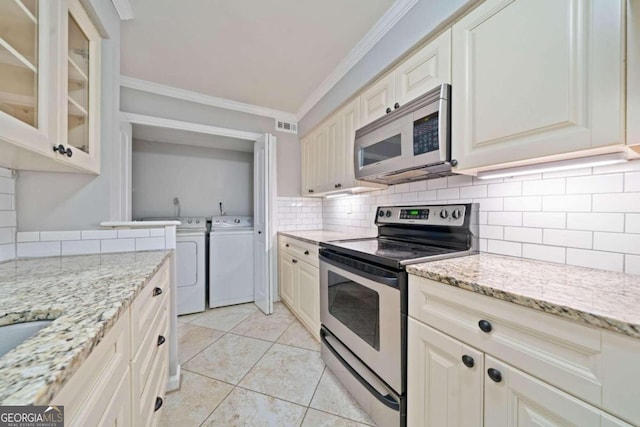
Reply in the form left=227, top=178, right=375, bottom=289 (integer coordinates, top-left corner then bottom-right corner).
left=409, top=276, right=603, bottom=408
left=135, top=333, right=169, bottom=427
left=132, top=297, right=169, bottom=401
left=52, top=311, right=130, bottom=425
left=279, top=235, right=319, bottom=268
left=131, top=259, right=170, bottom=350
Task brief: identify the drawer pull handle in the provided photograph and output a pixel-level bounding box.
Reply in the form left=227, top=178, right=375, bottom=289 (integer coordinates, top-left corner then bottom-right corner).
left=304, top=250, right=309, bottom=255
left=394, top=102, right=400, bottom=109
left=385, top=107, right=392, bottom=114
left=488, top=368, right=502, bottom=383
left=461, top=355, right=474, bottom=368
left=157, top=335, right=166, bottom=346
left=292, top=259, right=298, bottom=263
left=478, top=319, right=492, bottom=333
left=152, top=287, right=163, bottom=297
left=285, top=243, right=290, bottom=247
left=154, top=397, right=163, bottom=412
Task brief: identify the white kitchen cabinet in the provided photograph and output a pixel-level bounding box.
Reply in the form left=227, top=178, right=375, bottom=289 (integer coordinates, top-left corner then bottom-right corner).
left=0, top=0, right=101, bottom=173
left=451, top=0, right=626, bottom=173
left=278, top=235, right=320, bottom=339
left=408, top=274, right=638, bottom=426
left=360, top=29, right=452, bottom=128
left=407, top=317, right=483, bottom=427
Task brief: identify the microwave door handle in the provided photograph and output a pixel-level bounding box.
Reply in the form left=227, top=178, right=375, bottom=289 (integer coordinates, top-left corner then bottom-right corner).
left=320, top=254, right=399, bottom=288
left=438, top=83, right=452, bottom=163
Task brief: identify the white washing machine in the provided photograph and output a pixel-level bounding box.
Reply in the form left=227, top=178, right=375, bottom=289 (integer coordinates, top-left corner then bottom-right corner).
left=209, top=216, right=254, bottom=308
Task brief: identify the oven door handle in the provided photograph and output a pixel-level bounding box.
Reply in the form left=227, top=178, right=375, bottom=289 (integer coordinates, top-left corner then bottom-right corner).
left=319, top=254, right=399, bottom=288
left=321, top=328, right=401, bottom=411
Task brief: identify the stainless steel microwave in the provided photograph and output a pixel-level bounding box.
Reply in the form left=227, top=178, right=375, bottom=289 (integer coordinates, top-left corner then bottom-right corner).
left=354, top=83, right=454, bottom=185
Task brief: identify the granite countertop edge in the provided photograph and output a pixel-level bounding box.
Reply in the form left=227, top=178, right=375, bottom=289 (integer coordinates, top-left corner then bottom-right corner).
left=0, top=250, right=173, bottom=405
left=407, top=256, right=640, bottom=340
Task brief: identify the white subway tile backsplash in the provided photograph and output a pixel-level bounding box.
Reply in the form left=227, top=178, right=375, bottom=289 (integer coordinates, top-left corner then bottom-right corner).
left=566, top=174, right=623, bottom=194
left=0, top=243, right=15, bottom=262
left=473, top=198, right=503, bottom=211
left=626, top=214, right=640, bottom=233
left=135, top=237, right=166, bottom=251
left=479, top=225, right=503, bottom=240
left=17, top=242, right=61, bottom=258
left=460, top=185, right=487, bottom=199
left=447, top=175, right=473, bottom=187
left=625, top=255, right=640, bottom=275
left=40, top=231, right=82, bottom=241
left=409, top=181, right=427, bottom=192
left=436, top=188, right=459, bottom=200
left=427, top=177, right=448, bottom=190
left=117, top=229, right=150, bottom=238
left=503, top=196, right=541, bottom=212
left=504, top=227, right=542, bottom=244
left=101, top=238, right=135, bottom=253
left=625, top=172, right=640, bottom=192
left=593, top=193, right=640, bottom=213
left=567, top=213, right=624, bottom=232
left=16, top=231, right=39, bottom=242
left=544, top=229, right=592, bottom=249
left=522, top=244, right=566, bottom=264
left=150, top=228, right=166, bottom=237
left=165, top=225, right=177, bottom=249
left=417, top=190, right=437, bottom=200
left=488, top=212, right=522, bottom=226
left=0, top=177, right=15, bottom=194
left=0, top=228, right=13, bottom=245
left=487, top=240, right=522, bottom=257
left=62, top=240, right=101, bottom=256
left=567, top=249, right=624, bottom=272
left=0, top=194, right=12, bottom=210
left=593, top=232, right=640, bottom=255
left=488, top=182, right=522, bottom=197
left=522, top=179, right=565, bottom=195
left=0, top=168, right=12, bottom=178
left=542, top=195, right=591, bottom=212
left=0, top=211, right=16, bottom=227
left=522, top=212, right=566, bottom=229
left=81, top=230, right=117, bottom=240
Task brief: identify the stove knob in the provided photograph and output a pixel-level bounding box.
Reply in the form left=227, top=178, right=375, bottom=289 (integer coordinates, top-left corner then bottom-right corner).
left=378, top=210, right=385, bottom=217
left=452, top=209, right=461, bottom=219
left=196, top=219, right=201, bottom=224
left=385, top=210, right=392, bottom=218
left=440, top=210, right=448, bottom=219
left=234, top=218, right=241, bottom=224
left=188, top=219, right=193, bottom=224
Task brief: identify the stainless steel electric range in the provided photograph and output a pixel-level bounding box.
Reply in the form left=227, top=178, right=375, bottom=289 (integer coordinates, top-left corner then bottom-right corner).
left=318, top=203, right=479, bottom=427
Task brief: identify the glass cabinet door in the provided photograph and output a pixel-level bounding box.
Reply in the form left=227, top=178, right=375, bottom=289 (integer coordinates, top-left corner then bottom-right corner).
left=0, top=0, right=38, bottom=127
left=67, top=10, right=90, bottom=155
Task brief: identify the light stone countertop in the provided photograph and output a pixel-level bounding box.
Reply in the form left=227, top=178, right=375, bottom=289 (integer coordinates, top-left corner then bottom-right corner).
left=0, top=250, right=172, bottom=404
left=278, top=229, right=376, bottom=245
left=406, top=253, right=640, bottom=339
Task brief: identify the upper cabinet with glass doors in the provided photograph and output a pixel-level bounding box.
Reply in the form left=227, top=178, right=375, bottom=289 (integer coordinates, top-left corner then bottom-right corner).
left=0, top=0, right=101, bottom=174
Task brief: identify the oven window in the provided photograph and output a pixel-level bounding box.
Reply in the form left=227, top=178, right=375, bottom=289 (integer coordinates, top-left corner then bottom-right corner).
left=328, top=271, right=380, bottom=350
left=361, top=134, right=402, bottom=166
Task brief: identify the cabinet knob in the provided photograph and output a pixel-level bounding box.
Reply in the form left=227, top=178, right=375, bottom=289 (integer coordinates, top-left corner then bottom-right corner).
left=394, top=102, right=400, bottom=109
left=336, top=183, right=342, bottom=188
left=385, top=107, right=392, bottom=114
left=157, top=335, right=166, bottom=346
left=152, top=287, right=163, bottom=297
left=53, top=144, right=66, bottom=154
left=478, top=319, right=492, bottom=333
left=304, top=250, right=309, bottom=255
left=154, top=397, right=163, bottom=412
left=487, top=368, right=503, bottom=383
left=308, top=189, right=314, bottom=193
left=292, top=259, right=298, bottom=263
left=461, top=355, right=475, bottom=368
left=65, top=147, right=73, bottom=157
left=285, top=243, right=290, bottom=247
left=258, top=230, right=262, bottom=234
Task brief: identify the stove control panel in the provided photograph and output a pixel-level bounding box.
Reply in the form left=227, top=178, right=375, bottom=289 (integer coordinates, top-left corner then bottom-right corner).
left=376, top=205, right=467, bottom=226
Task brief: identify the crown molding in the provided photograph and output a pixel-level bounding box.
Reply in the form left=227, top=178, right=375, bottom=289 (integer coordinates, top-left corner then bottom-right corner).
left=295, top=0, right=419, bottom=121
left=120, top=76, right=298, bottom=123
left=110, top=0, right=134, bottom=20
left=120, top=112, right=262, bottom=141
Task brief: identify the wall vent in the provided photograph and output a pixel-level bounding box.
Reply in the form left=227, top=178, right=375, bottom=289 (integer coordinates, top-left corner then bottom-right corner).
left=275, top=119, right=298, bottom=135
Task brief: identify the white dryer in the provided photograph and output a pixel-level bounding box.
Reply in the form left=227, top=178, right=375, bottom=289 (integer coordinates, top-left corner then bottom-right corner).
left=209, top=216, right=254, bottom=308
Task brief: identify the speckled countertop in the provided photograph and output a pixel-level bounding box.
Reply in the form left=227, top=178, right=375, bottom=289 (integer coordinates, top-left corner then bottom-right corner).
left=0, top=250, right=172, bottom=405
left=407, top=253, right=640, bottom=339
left=278, top=229, right=376, bottom=245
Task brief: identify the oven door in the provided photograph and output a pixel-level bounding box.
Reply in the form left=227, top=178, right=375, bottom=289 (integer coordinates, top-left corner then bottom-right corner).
left=319, top=251, right=402, bottom=393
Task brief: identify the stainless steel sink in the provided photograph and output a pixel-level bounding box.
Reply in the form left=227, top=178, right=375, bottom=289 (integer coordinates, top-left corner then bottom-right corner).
left=0, top=320, right=53, bottom=358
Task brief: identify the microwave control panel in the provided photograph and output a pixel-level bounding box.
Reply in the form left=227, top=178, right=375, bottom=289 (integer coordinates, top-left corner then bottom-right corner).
left=413, top=112, right=440, bottom=155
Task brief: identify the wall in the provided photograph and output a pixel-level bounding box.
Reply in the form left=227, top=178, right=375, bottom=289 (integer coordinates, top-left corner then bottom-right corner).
left=276, top=197, right=323, bottom=231
left=0, top=168, right=16, bottom=262
left=323, top=161, right=640, bottom=275
left=16, top=0, right=121, bottom=231
left=132, top=139, right=253, bottom=218
left=121, top=87, right=301, bottom=197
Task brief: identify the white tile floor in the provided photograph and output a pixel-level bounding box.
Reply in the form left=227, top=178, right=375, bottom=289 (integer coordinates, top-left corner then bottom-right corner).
left=162, top=302, right=376, bottom=427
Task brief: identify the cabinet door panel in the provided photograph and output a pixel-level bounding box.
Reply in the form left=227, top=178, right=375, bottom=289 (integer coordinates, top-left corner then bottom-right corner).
left=395, top=29, right=451, bottom=106
left=360, top=74, right=394, bottom=126
left=296, top=260, right=319, bottom=337
left=452, top=0, right=624, bottom=171
left=324, top=115, right=341, bottom=190
left=340, top=98, right=360, bottom=186
left=314, top=129, right=328, bottom=192
left=407, top=318, right=483, bottom=427
left=484, top=356, right=624, bottom=427
left=279, top=255, right=296, bottom=308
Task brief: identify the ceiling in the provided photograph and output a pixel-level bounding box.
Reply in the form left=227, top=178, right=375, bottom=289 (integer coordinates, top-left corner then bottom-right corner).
left=120, top=0, right=396, bottom=114
left=132, top=124, right=255, bottom=152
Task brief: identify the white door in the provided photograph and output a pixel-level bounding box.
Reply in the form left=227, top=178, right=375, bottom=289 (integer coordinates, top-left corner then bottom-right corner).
left=254, top=134, right=276, bottom=314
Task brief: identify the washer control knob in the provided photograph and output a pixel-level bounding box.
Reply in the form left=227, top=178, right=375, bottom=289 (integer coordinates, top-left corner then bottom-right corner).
left=385, top=210, right=392, bottom=218
left=452, top=209, right=461, bottom=219
left=440, top=210, right=448, bottom=219
left=188, top=219, right=193, bottom=224
left=378, top=210, right=385, bottom=217
left=196, top=219, right=200, bottom=224
left=234, top=218, right=241, bottom=224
